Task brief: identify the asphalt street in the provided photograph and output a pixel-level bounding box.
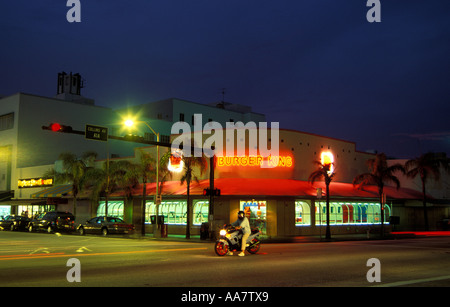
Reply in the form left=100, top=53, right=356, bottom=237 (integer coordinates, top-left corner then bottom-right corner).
left=0, top=231, right=448, bottom=288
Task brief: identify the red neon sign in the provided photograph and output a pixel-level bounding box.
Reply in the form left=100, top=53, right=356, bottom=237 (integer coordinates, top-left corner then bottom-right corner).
left=217, top=155, right=293, bottom=168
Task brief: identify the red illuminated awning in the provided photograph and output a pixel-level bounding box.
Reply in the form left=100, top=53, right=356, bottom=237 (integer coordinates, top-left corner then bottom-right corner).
left=110, top=178, right=425, bottom=200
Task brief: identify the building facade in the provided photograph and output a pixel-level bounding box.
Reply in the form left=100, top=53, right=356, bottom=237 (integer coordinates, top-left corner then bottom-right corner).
left=1, top=75, right=448, bottom=235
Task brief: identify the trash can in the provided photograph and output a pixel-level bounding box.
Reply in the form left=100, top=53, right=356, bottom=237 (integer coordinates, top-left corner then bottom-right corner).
left=200, top=222, right=209, bottom=240
left=161, top=224, right=168, bottom=238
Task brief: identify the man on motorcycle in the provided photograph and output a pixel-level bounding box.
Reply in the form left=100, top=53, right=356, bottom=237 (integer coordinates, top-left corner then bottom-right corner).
left=228, top=210, right=251, bottom=256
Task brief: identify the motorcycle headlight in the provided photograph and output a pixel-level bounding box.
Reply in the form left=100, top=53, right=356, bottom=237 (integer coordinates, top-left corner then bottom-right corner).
left=219, top=229, right=227, bottom=236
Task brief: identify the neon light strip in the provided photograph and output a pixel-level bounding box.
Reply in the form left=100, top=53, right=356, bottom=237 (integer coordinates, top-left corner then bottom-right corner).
left=217, top=155, right=293, bottom=168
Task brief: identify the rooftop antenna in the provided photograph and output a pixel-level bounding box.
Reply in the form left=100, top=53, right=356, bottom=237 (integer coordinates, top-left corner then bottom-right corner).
left=216, top=88, right=226, bottom=108
left=221, top=88, right=226, bottom=103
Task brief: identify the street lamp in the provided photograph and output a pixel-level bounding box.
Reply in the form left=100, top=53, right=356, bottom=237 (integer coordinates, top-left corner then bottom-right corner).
left=124, top=119, right=160, bottom=237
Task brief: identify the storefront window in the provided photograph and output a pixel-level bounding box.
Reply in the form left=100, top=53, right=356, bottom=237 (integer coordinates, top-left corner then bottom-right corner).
left=18, top=204, right=55, bottom=218
left=97, top=201, right=124, bottom=219
left=0, top=206, right=11, bottom=218
left=193, top=201, right=209, bottom=225
left=295, top=201, right=311, bottom=226
left=240, top=200, right=267, bottom=235
left=315, top=202, right=390, bottom=225
left=145, top=200, right=209, bottom=225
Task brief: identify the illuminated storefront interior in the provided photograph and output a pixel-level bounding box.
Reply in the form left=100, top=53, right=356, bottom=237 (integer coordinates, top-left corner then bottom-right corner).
left=294, top=201, right=391, bottom=227
left=295, top=201, right=311, bottom=226
left=240, top=200, right=267, bottom=234
left=145, top=200, right=209, bottom=226
left=97, top=201, right=124, bottom=219
left=314, top=202, right=390, bottom=225
left=96, top=173, right=421, bottom=236
left=0, top=206, right=11, bottom=217
left=17, top=204, right=55, bottom=218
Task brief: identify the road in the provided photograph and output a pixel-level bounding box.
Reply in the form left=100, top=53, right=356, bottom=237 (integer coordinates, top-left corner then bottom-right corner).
left=0, top=231, right=449, bottom=288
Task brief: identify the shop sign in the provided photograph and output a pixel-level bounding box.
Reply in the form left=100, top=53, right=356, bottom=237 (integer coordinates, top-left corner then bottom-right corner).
left=18, top=178, right=53, bottom=189
left=217, top=155, right=293, bottom=168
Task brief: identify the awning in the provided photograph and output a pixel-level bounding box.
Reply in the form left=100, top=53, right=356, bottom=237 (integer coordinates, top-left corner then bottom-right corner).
left=0, top=191, right=14, bottom=202
left=31, top=184, right=73, bottom=198
left=109, top=178, right=426, bottom=200
left=0, top=200, right=46, bottom=206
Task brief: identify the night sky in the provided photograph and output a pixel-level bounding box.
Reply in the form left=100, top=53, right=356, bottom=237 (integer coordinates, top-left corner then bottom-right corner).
left=1, top=1, right=449, bottom=159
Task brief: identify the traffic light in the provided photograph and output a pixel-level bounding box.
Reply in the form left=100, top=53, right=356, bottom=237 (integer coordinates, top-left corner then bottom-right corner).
left=203, top=188, right=220, bottom=196
left=123, top=134, right=144, bottom=142
left=42, top=123, right=73, bottom=133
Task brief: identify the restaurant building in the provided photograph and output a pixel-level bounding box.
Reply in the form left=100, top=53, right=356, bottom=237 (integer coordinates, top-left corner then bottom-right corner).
left=116, top=128, right=430, bottom=237
left=26, top=126, right=433, bottom=238
left=1, top=74, right=448, bottom=235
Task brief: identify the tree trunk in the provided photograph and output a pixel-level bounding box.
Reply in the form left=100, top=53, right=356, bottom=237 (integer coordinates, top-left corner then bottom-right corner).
left=105, top=195, right=109, bottom=218
left=379, top=188, right=384, bottom=238
left=141, top=179, right=146, bottom=236
left=73, top=197, right=77, bottom=221
left=422, top=179, right=429, bottom=231
left=325, top=182, right=331, bottom=240
left=186, top=181, right=191, bottom=239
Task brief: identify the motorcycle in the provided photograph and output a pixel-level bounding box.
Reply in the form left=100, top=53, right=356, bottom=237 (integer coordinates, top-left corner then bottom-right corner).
left=214, top=224, right=261, bottom=256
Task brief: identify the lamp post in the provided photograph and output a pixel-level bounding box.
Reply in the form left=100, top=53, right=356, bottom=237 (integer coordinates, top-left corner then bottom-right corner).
left=124, top=119, right=160, bottom=237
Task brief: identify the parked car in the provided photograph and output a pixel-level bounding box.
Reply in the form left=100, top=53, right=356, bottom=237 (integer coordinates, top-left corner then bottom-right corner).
left=0, top=215, right=31, bottom=231
left=28, top=211, right=76, bottom=233
left=77, top=216, right=135, bottom=236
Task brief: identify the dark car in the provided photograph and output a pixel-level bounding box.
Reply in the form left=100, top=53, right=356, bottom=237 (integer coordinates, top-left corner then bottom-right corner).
left=28, top=211, right=76, bottom=233
left=77, top=216, right=135, bottom=236
left=0, top=215, right=31, bottom=231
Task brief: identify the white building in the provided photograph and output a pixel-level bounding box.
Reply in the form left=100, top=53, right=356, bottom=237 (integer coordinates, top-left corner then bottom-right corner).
left=0, top=72, right=267, bottom=218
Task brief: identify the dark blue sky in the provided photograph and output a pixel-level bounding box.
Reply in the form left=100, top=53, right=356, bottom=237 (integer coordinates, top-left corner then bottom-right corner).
left=1, top=1, right=449, bottom=159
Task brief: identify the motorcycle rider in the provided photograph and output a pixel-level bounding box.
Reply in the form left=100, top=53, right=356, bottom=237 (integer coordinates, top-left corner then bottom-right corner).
left=227, top=210, right=251, bottom=256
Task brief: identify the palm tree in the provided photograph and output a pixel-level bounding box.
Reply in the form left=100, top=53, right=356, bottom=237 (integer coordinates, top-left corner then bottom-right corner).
left=308, top=160, right=336, bottom=240
left=44, top=151, right=97, bottom=218
left=83, top=159, right=134, bottom=218
left=129, top=149, right=156, bottom=236
left=180, top=155, right=207, bottom=239
left=405, top=152, right=450, bottom=230
left=158, top=150, right=174, bottom=194
left=353, top=153, right=405, bottom=237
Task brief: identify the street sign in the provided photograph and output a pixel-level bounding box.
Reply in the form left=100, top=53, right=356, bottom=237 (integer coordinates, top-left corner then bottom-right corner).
left=85, top=124, right=108, bottom=142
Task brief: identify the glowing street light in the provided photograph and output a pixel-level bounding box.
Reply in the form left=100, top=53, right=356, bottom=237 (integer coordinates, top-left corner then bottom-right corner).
left=124, top=119, right=134, bottom=127
left=321, top=151, right=335, bottom=175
